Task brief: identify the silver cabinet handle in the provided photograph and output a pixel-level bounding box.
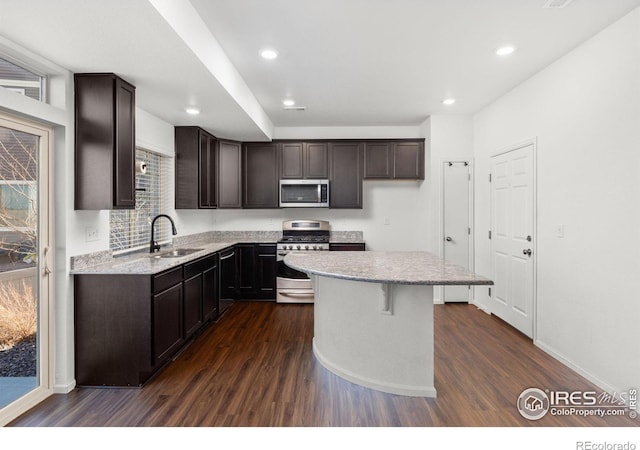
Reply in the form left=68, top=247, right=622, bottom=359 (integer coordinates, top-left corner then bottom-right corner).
left=445, top=237, right=452, bottom=242
left=523, top=249, right=532, bottom=256
left=280, top=292, right=314, bottom=297
left=220, top=252, right=235, bottom=261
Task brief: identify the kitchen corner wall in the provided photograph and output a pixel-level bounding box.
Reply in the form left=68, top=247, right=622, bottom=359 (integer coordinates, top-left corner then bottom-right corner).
left=472, top=7, right=640, bottom=394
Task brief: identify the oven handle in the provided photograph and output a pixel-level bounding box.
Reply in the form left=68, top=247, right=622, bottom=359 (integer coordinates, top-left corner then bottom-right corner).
left=220, top=251, right=235, bottom=261
left=279, top=291, right=314, bottom=297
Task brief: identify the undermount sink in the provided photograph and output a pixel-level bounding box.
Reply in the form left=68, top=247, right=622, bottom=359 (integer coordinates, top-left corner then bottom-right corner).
left=148, top=248, right=204, bottom=259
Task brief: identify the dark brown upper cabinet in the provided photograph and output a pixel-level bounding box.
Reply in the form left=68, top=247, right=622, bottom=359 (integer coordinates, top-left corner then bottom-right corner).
left=74, top=73, right=136, bottom=210
left=242, top=142, right=279, bottom=208
left=175, top=128, right=242, bottom=209
left=175, top=126, right=217, bottom=209
left=329, top=142, right=363, bottom=209
left=279, top=141, right=329, bottom=179
left=217, top=140, right=242, bottom=208
left=363, top=139, right=425, bottom=180
left=363, top=142, right=393, bottom=179
left=393, top=141, right=425, bottom=179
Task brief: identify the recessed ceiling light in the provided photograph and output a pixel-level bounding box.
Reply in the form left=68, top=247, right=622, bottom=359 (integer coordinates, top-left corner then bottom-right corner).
left=442, top=98, right=456, bottom=106
left=185, top=107, right=200, bottom=115
left=282, top=99, right=295, bottom=107
left=260, top=49, right=278, bottom=60
left=496, top=46, right=516, bottom=56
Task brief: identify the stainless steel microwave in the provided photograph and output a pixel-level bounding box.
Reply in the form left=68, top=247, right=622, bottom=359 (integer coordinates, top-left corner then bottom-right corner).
left=279, top=179, right=329, bottom=208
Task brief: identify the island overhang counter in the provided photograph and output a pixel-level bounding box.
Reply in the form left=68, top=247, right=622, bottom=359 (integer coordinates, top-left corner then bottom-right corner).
left=284, top=251, right=493, bottom=397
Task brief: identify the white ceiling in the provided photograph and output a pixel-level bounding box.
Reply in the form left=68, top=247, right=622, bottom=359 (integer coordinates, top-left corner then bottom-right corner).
left=1, top=0, right=639, bottom=141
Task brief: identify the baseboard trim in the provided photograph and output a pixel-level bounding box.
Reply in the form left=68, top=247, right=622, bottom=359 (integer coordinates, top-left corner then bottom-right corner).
left=534, top=339, right=619, bottom=395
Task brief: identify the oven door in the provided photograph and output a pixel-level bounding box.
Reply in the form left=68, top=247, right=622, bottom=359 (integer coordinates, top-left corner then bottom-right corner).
left=277, top=259, right=309, bottom=280
left=276, top=253, right=314, bottom=303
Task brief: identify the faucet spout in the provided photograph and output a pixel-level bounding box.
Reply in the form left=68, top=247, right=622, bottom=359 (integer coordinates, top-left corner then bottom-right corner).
left=150, top=214, right=178, bottom=253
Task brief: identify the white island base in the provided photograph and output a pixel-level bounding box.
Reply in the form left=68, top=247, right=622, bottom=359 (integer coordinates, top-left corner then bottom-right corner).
left=310, top=275, right=436, bottom=397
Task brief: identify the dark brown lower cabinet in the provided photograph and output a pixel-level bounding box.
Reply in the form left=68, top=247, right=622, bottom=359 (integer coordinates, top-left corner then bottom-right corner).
left=74, top=253, right=220, bottom=387
left=153, top=283, right=184, bottom=365
left=236, top=243, right=276, bottom=300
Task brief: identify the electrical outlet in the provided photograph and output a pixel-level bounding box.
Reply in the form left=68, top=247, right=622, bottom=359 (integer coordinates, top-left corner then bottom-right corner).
left=556, top=224, right=564, bottom=238
left=383, top=217, right=391, bottom=225
left=85, top=227, right=99, bottom=242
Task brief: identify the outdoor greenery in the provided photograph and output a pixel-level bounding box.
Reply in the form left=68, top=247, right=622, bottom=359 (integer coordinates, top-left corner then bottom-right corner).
left=0, top=279, right=36, bottom=349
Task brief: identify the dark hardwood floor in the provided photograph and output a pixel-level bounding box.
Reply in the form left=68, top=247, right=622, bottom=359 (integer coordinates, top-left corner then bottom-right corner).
left=9, top=301, right=638, bottom=427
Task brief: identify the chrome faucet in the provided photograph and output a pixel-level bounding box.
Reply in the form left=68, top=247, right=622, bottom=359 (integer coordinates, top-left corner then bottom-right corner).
left=150, top=214, right=178, bottom=253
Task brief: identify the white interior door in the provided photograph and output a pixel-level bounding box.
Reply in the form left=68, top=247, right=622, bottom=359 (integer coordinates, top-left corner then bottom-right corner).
left=490, top=144, right=535, bottom=338
left=442, top=161, right=471, bottom=303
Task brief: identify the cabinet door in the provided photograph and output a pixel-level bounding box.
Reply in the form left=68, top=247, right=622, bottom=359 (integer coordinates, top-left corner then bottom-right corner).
left=329, top=142, right=363, bottom=209
left=114, top=78, right=136, bottom=208
left=257, top=244, right=276, bottom=298
left=153, top=283, right=184, bottom=365
left=363, top=142, right=393, bottom=179
left=237, top=244, right=256, bottom=296
left=74, top=73, right=135, bottom=210
left=243, top=143, right=279, bottom=208
left=175, top=127, right=200, bottom=209
left=218, top=140, right=242, bottom=208
left=279, top=142, right=304, bottom=179
left=183, top=274, right=203, bottom=338
left=393, top=141, right=425, bottom=179
left=305, top=142, right=329, bottom=179
left=203, top=262, right=219, bottom=321
left=199, top=133, right=217, bottom=208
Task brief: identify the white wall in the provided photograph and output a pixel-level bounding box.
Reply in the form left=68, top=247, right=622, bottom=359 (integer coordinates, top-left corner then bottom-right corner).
left=473, top=8, right=640, bottom=393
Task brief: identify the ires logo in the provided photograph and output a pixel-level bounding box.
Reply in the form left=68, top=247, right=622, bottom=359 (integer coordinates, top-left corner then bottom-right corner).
left=549, top=390, right=598, bottom=406
left=517, top=387, right=637, bottom=420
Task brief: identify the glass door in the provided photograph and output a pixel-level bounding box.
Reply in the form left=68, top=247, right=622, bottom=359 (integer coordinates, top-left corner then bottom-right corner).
left=0, top=113, right=52, bottom=424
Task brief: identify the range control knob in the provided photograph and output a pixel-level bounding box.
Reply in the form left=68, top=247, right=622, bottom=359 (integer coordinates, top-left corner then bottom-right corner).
left=312, top=245, right=317, bottom=250
left=305, top=245, right=309, bottom=250
left=296, top=245, right=301, bottom=250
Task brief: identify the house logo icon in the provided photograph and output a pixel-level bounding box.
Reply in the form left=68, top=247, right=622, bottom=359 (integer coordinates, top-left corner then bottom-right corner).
left=517, top=388, right=550, bottom=420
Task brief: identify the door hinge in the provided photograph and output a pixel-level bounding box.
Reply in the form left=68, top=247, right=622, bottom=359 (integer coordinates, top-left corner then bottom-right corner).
left=489, top=173, right=492, bottom=182
left=488, top=230, right=492, bottom=239
left=468, top=227, right=471, bottom=235
left=488, top=287, right=492, bottom=297
left=468, top=173, right=471, bottom=181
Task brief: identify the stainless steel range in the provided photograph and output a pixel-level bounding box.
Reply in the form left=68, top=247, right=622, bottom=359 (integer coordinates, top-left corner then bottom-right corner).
left=276, top=219, right=330, bottom=303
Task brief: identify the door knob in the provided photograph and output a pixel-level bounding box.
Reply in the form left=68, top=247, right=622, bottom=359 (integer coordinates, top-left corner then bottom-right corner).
left=446, top=237, right=452, bottom=242
left=523, top=249, right=532, bottom=256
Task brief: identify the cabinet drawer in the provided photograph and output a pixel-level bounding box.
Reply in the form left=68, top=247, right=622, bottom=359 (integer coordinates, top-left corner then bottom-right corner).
left=153, top=267, right=183, bottom=294
left=257, top=244, right=276, bottom=255
left=184, top=254, right=218, bottom=279
left=329, top=243, right=366, bottom=251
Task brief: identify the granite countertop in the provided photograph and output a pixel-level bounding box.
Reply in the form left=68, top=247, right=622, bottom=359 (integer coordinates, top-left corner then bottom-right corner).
left=70, top=229, right=366, bottom=275
left=70, top=241, right=238, bottom=275
left=284, top=251, right=493, bottom=286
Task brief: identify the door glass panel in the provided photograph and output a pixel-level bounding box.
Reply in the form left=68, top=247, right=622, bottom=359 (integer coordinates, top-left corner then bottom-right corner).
left=0, top=125, right=39, bottom=408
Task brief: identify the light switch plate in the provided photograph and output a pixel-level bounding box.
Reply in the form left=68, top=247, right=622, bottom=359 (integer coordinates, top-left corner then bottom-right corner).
left=556, top=224, right=564, bottom=238
left=85, top=227, right=99, bottom=242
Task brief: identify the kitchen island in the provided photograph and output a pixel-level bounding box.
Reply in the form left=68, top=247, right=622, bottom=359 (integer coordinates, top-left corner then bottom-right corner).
left=284, top=251, right=493, bottom=397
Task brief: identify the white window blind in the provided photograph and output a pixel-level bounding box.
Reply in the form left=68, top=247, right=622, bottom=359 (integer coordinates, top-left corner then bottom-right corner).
left=110, top=149, right=171, bottom=254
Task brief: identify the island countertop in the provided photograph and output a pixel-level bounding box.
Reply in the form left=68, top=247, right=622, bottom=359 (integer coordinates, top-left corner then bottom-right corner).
left=284, top=251, right=493, bottom=286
